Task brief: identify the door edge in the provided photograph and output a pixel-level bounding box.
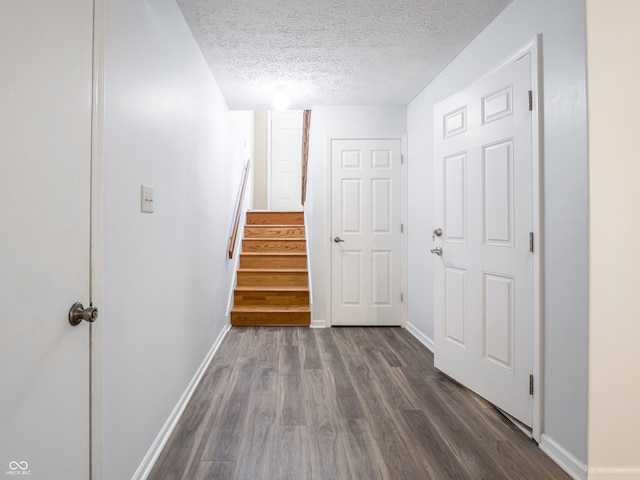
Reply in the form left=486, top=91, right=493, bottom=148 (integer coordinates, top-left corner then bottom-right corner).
left=90, top=0, right=106, bottom=478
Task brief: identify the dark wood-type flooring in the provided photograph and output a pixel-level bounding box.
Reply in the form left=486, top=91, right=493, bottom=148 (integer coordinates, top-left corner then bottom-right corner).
left=148, top=327, right=569, bottom=480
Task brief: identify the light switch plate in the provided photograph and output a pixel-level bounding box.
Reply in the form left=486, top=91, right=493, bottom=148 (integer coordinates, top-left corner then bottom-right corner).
left=141, top=184, right=154, bottom=213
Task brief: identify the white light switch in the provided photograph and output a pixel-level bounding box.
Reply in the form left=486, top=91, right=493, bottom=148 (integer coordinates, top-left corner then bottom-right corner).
left=141, top=184, right=154, bottom=213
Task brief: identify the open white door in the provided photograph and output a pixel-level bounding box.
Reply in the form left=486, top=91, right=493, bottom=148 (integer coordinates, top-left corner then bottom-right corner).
left=433, top=55, right=534, bottom=426
left=270, top=110, right=303, bottom=211
left=0, top=2, right=95, bottom=478
left=331, top=139, right=403, bottom=326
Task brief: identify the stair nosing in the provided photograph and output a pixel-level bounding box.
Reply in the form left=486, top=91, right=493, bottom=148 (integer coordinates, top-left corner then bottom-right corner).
left=235, top=285, right=309, bottom=291
left=245, top=224, right=305, bottom=227
left=243, top=237, right=306, bottom=241
left=240, top=251, right=307, bottom=256
left=238, top=268, right=308, bottom=272
left=231, top=305, right=311, bottom=312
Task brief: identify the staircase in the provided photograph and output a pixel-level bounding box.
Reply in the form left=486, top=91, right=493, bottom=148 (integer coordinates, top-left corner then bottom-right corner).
left=231, top=211, right=310, bottom=326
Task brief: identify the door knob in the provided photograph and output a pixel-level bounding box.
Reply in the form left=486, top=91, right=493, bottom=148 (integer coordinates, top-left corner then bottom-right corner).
left=69, top=302, right=98, bottom=326
left=334, top=236, right=345, bottom=243
left=432, top=227, right=443, bottom=241
left=430, top=247, right=443, bottom=256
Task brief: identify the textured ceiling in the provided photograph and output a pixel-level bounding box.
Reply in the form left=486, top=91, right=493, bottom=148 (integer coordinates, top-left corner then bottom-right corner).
left=176, top=0, right=512, bottom=110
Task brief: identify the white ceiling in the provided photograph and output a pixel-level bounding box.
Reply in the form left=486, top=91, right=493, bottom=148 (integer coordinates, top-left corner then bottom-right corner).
left=176, top=0, right=512, bottom=110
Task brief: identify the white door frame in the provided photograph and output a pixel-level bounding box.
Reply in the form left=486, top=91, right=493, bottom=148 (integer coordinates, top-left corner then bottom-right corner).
left=90, top=0, right=106, bottom=478
left=325, top=134, right=408, bottom=328
left=513, top=36, right=543, bottom=442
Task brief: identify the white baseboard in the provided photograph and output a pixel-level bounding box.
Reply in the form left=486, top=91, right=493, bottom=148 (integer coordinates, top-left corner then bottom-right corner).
left=131, top=324, right=231, bottom=480
left=405, top=321, right=435, bottom=353
left=540, top=434, right=587, bottom=480
left=311, top=319, right=326, bottom=328
left=587, top=467, right=640, bottom=479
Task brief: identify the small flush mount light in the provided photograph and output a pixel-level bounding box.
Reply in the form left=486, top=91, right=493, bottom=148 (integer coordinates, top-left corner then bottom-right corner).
left=273, top=86, right=290, bottom=111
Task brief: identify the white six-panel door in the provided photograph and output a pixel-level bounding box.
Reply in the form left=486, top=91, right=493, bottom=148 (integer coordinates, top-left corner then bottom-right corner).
left=0, top=1, right=94, bottom=478
left=270, top=110, right=303, bottom=211
left=433, top=55, right=534, bottom=426
left=331, top=139, right=403, bottom=326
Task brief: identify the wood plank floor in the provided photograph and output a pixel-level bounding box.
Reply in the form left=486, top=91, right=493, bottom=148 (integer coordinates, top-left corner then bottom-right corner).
left=148, top=327, right=569, bottom=480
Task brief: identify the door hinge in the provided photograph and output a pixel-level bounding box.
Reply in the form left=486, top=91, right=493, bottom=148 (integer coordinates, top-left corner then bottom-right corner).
left=400, top=154, right=404, bottom=165
left=529, top=232, right=534, bottom=253
left=401, top=292, right=404, bottom=303
left=529, top=374, right=534, bottom=395
left=528, top=90, right=533, bottom=111
left=401, top=223, right=404, bottom=233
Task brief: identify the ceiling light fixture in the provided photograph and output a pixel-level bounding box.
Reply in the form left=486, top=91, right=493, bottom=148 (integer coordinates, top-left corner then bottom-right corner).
left=272, top=86, right=290, bottom=111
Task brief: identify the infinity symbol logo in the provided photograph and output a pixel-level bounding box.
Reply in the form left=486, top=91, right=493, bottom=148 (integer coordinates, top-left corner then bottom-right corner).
left=8, top=461, right=28, bottom=471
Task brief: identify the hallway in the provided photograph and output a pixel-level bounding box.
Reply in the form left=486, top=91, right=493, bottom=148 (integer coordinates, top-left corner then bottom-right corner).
left=148, top=327, right=568, bottom=479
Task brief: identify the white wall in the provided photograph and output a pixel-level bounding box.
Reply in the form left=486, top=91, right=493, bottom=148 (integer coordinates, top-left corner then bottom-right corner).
left=253, top=110, right=269, bottom=210
left=407, top=0, right=588, bottom=468
left=306, top=106, right=407, bottom=326
left=102, top=1, right=253, bottom=478
left=586, top=1, right=640, bottom=477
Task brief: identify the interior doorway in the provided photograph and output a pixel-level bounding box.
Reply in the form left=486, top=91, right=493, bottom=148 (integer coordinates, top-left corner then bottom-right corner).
left=253, top=110, right=304, bottom=211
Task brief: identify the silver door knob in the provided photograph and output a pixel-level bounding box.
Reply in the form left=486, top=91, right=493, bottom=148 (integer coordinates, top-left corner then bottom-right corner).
left=334, top=236, right=345, bottom=243
left=69, top=302, right=99, bottom=326
left=432, top=227, right=443, bottom=241
left=430, top=247, right=443, bottom=256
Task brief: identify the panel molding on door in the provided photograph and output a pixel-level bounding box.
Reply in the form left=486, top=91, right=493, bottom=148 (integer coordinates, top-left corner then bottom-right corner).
left=433, top=52, right=536, bottom=428
left=331, top=138, right=403, bottom=326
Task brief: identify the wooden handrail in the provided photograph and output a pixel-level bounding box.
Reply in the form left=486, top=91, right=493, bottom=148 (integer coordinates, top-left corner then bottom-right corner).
left=301, top=109, right=311, bottom=205
left=228, top=159, right=251, bottom=259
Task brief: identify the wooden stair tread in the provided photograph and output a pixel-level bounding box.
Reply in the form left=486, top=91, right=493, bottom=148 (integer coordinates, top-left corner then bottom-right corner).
left=245, top=224, right=304, bottom=228
left=244, top=226, right=306, bottom=238
left=240, top=252, right=307, bottom=257
left=232, top=305, right=310, bottom=312
left=246, top=211, right=304, bottom=225
left=244, top=237, right=305, bottom=241
left=235, top=285, right=309, bottom=291
left=238, top=268, right=308, bottom=272
left=241, top=252, right=306, bottom=256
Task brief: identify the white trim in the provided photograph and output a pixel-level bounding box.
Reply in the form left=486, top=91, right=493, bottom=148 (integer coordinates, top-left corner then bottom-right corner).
left=588, top=467, right=640, bottom=480
left=266, top=111, right=272, bottom=209
left=226, top=266, right=238, bottom=318
left=483, top=36, right=544, bottom=441
left=324, top=135, right=332, bottom=326
left=303, top=207, right=313, bottom=305
left=310, top=319, right=326, bottom=328
left=539, top=434, right=587, bottom=480
left=226, top=172, right=250, bottom=317
left=405, top=322, right=435, bottom=353
left=528, top=34, right=544, bottom=444
left=90, top=0, right=106, bottom=478
left=500, top=35, right=545, bottom=443
left=401, top=134, right=409, bottom=328
left=131, top=324, right=231, bottom=480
